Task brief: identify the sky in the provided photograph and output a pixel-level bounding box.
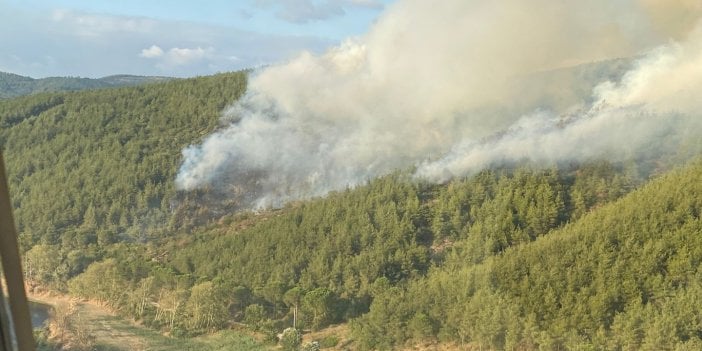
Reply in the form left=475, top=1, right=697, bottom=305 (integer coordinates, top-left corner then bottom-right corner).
left=0, top=0, right=395, bottom=78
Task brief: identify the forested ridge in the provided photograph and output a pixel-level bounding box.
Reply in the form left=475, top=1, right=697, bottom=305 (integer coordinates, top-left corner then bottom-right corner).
left=0, top=71, right=173, bottom=99
left=1, top=72, right=701, bottom=350
left=0, top=72, right=247, bottom=287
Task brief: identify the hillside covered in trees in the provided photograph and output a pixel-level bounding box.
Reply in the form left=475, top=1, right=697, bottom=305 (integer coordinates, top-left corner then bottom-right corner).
left=1, top=72, right=701, bottom=350
left=0, top=72, right=247, bottom=287
left=0, top=71, right=173, bottom=99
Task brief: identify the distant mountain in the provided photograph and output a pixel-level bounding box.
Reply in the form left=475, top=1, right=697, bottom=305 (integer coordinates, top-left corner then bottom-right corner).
left=0, top=71, right=174, bottom=99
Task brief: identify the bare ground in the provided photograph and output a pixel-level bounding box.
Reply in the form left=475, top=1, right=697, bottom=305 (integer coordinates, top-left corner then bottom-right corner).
left=29, top=292, right=267, bottom=351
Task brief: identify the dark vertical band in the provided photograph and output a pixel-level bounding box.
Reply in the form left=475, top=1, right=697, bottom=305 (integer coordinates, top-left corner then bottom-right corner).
left=0, top=151, right=35, bottom=351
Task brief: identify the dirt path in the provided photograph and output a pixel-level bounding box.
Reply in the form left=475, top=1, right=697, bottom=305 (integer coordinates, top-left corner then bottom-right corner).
left=29, top=293, right=157, bottom=350
left=29, top=293, right=461, bottom=350
left=27, top=292, right=267, bottom=351
left=74, top=302, right=151, bottom=350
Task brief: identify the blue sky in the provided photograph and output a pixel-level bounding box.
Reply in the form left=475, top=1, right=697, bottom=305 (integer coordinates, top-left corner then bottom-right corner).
left=0, top=0, right=395, bottom=78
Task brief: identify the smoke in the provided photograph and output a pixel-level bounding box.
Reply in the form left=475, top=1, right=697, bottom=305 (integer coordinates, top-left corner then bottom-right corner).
left=417, top=29, right=702, bottom=181
left=176, top=0, right=702, bottom=208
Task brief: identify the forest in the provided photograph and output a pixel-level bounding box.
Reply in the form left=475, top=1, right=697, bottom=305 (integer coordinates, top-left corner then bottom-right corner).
left=0, top=71, right=172, bottom=99
left=1, top=72, right=701, bottom=350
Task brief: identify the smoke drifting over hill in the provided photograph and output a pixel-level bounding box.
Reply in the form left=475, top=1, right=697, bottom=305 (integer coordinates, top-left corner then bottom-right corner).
left=177, top=0, right=702, bottom=208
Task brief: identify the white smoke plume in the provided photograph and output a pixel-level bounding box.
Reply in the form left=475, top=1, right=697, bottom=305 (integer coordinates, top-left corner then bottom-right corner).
left=176, top=0, right=702, bottom=208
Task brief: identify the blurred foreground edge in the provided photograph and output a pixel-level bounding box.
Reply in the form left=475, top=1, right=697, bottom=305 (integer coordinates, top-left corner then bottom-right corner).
left=0, top=151, right=35, bottom=351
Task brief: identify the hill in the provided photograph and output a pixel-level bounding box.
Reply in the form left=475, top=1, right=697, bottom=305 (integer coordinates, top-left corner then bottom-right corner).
left=0, top=71, right=247, bottom=288
left=353, top=161, right=702, bottom=350
left=59, top=158, right=702, bottom=350
left=1, top=69, right=700, bottom=350
left=0, top=71, right=173, bottom=99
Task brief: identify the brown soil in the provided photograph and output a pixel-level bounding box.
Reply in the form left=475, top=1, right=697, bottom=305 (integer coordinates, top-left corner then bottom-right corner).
left=29, top=292, right=152, bottom=350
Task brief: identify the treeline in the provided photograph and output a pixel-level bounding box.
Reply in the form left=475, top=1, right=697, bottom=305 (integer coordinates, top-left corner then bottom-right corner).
left=0, top=71, right=172, bottom=99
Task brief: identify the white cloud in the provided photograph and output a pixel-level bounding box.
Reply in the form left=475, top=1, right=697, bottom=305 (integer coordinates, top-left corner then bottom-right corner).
left=0, top=6, right=332, bottom=78
left=165, top=47, right=212, bottom=66
left=50, top=9, right=157, bottom=37
left=139, top=45, right=164, bottom=58
left=141, top=46, right=216, bottom=68
left=255, top=0, right=384, bottom=24
left=278, top=0, right=344, bottom=23
left=345, top=0, right=383, bottom=9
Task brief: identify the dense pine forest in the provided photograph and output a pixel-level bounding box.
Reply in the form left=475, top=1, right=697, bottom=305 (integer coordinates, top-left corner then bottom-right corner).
left=1, top=72, right=701, bottom=350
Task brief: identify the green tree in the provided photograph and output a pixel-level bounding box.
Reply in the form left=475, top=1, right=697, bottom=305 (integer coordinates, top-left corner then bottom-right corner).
left=302, top=288, right=335, bottom=330
left=184, top=281, right=229, bottom=331
left=280, top=327, right=302, bottom=351
left=244, top=304, right=266, bottom=331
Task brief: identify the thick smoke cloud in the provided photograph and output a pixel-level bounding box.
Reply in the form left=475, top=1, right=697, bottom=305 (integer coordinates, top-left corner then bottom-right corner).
left=177, top=0, right=702, bottom=208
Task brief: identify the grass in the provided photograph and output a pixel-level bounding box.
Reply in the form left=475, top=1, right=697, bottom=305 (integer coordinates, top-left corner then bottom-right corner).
left=88, top=314, right=271, bottom=351
left=31, top=293, right=271, bottom=351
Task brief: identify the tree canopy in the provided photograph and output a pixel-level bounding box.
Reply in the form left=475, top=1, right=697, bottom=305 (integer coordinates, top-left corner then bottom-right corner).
left=2, top=71, right=701, bottom=350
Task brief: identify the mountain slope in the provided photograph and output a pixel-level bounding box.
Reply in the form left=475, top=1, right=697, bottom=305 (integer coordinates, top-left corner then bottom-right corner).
left=0, top=71, right=173, bottom=99
left=62, top=160, right=642, bottom=343
left=61, top=156, right=702, bottom=350
left=0, top=72, right=247, bottom=290
left=2, top=67, right=700, bottom=350
left=353, top=161, right=702, bottom=350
